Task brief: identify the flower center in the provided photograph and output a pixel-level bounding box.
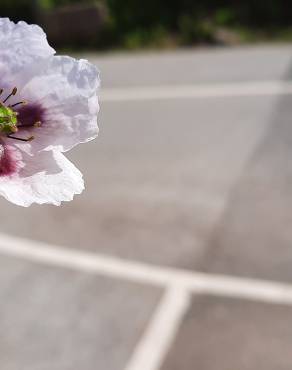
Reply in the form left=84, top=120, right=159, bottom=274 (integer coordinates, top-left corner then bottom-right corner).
left=0, top=87, right=34, bottom=142
left=0, top=104, right=18, bottom=134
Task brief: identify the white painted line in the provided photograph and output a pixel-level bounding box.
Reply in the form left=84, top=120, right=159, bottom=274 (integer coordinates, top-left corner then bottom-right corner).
left=1, top=232, right=292, bottom=305
left=100, top=80, right=292, bottom=102
left=125, top=285, right=190, bottom=370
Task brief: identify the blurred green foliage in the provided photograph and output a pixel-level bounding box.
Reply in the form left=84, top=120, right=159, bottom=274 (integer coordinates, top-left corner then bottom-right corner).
left=1, top=0, right=292, bottom=49
left=39, top=0, right=97, bottom=8
left=0, top=0, right=35, bottom=23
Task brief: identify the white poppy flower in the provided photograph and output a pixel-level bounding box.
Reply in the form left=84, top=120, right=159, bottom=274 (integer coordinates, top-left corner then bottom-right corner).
left=0, top=18, right=100, bottom=206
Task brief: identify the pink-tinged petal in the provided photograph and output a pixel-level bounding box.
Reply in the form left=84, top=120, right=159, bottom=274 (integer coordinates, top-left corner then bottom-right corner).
left=18, top=55, right=100, bottom=154
left=0, top=143, right=23, bottom=177
left=0, top=18, right=55, bottom=79
left=0, top=150, right=84, bottom=207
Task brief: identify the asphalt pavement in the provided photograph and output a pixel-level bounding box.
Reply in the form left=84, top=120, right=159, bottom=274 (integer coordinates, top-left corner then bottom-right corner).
left=1, top=45, right=292, bottom=369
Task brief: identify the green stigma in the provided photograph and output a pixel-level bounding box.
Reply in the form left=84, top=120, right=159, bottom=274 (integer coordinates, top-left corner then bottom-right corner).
left=0, top=104, right=18, bottom=134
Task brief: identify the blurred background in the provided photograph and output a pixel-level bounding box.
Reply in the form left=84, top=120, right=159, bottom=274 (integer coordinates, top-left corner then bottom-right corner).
left=1, top=1, right=292, bottom=370
left=3, top=0, right=292, bottom=50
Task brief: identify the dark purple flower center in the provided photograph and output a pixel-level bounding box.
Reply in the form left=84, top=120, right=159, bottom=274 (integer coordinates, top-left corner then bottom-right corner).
left=0, top=87, right=45, bottom=142
left=16, top=103, right=44, bottom=130
left=0, top=87, right=45, bottom=177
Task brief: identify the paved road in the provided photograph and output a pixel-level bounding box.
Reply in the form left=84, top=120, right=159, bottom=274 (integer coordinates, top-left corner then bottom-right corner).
left=1, top=45, right=292, bottom=369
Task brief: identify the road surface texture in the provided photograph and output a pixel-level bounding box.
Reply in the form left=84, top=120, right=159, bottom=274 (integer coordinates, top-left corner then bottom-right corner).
left=1, top=45, right=292, bottom=369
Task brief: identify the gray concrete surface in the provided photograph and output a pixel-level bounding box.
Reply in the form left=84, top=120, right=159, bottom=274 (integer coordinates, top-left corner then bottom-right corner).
left=198, top=91, right=292, bottom=282
left=1, top=45, right=292, bottom=369
left=161, top=295, right=292, bottom=370
left=87, top=45, right=292, bottom=87
left=0, top=96, right=278, bottom=268
left=0, top=255, right=161, bottom=370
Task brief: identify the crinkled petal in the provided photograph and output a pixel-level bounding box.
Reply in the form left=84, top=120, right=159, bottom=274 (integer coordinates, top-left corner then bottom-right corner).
left=0, top=18, right=55, bottom=79
left=0, top=150, right=84, bottom=206
left=16, top=55, right=100, bottom=154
